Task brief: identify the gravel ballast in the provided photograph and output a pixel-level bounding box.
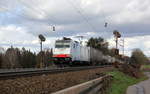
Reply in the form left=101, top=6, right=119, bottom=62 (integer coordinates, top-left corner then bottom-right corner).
left=0, top=67, right=113, bottom=94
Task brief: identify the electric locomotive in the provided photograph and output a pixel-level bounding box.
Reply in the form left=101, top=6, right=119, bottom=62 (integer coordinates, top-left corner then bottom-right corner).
left=53, top=37, right=90, bottom=66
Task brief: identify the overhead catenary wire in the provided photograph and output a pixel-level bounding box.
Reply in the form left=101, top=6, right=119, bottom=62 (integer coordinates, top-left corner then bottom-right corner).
left=66, top=0, right=98, bottom=33
left=18, top=0, right=108, bottom=35
left=14, top=0, right=57, bottom=32
left=66, top=0, right=111, bottom=38
left=98, top=0, right=110, bottom=38
left=75, top=0, right=109, bottom=29
left=1, top=0, right=57, bottom=49
left=29, top=0, right=57, bottom=31
left=99, top=0, right=108, bottom=24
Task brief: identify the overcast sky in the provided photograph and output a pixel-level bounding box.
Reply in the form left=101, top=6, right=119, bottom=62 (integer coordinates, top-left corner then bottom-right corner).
left=0, top=0, right=150, bottom=56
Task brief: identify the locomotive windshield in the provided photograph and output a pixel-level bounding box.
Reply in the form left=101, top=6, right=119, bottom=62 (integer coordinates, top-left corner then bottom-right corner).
left=55, top=40, right=70, bottom=48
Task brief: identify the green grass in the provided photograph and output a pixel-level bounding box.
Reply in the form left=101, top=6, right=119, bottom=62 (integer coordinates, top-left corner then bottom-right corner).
left=141, top=65, right=150, bottom=72
left=141, top=65, right=150, bottom=69
left=106, top=70, right=148, bottom=94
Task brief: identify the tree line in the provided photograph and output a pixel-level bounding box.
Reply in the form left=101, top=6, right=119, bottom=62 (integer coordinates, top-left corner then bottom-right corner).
left=87, top=37, right=120, bottom=56
left=0, top=37, right=149, bottom=69
left=0, top=46, right=53, bottom=69
left=87, top=37, right=150, bottom=68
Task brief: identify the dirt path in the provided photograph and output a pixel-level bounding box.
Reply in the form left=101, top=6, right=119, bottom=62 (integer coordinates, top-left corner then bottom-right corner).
left=126, top=72, right=150, bottom=94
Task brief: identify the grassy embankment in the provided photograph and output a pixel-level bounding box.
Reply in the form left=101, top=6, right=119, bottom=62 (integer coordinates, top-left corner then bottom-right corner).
left=106, top=69, right=148, bottom=94
left=141, top=64, right=150, bottom=71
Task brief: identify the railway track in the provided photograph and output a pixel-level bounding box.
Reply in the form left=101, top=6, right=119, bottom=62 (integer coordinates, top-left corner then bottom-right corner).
left=0, top=65, right=112, bottom=78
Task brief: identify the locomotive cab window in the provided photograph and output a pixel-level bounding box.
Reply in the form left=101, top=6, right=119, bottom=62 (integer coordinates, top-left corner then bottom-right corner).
left=55, top=40, right=70, bottom=48
left=55, top=45, right=63, bottom=48
left=55, top=44, right=70, bottom=48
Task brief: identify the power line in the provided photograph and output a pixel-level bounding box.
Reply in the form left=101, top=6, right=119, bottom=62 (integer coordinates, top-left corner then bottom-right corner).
left=66, top=0, right=97, bottom=33
left=99, top=0, right=107, bottom=23
left=66, top=0, right=111, bottom=38
left=98, top=0, right=110, bottom=38
left=75, top=0, right=109, bottom=28
left=17, top=0, right=57, bottom=32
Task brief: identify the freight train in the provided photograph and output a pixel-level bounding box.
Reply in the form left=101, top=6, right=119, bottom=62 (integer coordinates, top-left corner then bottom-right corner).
left=53, top=37, right=123, bottom=66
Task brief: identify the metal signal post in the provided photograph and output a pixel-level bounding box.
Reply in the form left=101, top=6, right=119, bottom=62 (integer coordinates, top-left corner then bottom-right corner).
left=113, top=30, right=121, bottom=49
left=113, top=30, right=121, bottom=55
left=38, top=34, right=46, bottom=68
left=119, top=39, right=125, bottom=56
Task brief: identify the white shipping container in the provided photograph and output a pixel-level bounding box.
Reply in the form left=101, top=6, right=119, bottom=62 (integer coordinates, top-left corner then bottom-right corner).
left=71, top=42, right=90, bottom=62
left=90, top=47, right=103, bottom=62
left=80, top=46, right=90, bottom=62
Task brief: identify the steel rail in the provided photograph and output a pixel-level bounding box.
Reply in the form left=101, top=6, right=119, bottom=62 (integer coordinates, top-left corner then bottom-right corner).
left=0, top=65, right=112, bottom=78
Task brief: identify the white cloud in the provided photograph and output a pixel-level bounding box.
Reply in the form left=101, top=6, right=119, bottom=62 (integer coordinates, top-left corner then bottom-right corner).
left=0, top=0, right=19, bottom=12
left=0, top=0, right=150, bottom=55
left=111, top=0, right=150, bottom=24
left=0, top=25, right=33, bottom=42
left=0, top=25, right=57, bottom=52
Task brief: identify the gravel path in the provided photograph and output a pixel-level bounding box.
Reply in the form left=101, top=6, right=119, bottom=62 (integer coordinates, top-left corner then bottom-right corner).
left=126, top=72, right=150, bottom=94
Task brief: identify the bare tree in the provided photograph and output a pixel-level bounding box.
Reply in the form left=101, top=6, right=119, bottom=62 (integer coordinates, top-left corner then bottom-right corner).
left=2, top=47, right=21, bottom=69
